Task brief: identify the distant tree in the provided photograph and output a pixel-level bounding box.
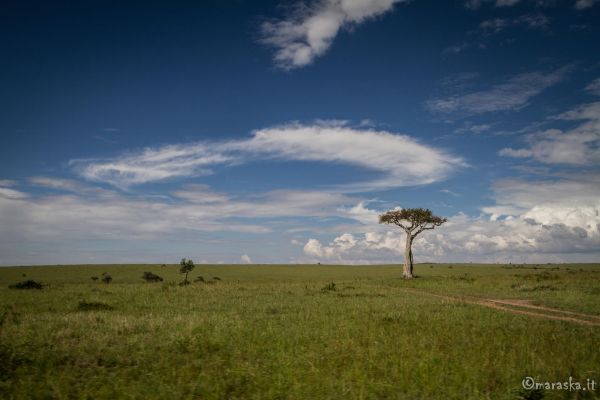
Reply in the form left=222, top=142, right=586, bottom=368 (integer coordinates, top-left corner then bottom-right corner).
left=379, top=208, right=447, bottom=279
left=179, top=258, right=195, bottom=285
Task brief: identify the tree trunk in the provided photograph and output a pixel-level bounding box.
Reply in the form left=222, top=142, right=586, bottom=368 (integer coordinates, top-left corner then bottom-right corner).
left=403, top=234, right=414, bottom=279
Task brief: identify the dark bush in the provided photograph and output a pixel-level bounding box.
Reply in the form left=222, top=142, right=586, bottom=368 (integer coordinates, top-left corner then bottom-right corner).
left=9, top=280, right=43, bottom=290
left=194, top=276, right=205, bottom=283
left=91, top=276, right=99, bottom=281
left=212, top=276, right=221, bottom=281
left=321, top=282, right=336, bottom=292
left=142, top=272, right=163, bottom=282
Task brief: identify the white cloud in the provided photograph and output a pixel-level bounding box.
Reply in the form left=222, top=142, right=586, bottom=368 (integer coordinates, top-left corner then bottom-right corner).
left=427, top=66, right=570, bottom=115
left=261, top=0, right=404, bottom=70
left=575, top=0, right=600, bottom=9
left=73, top=122, right=464, bottom=192
left=230, top=123, right=465, bottom=191
left=500, top=102, right=600, bottom=165
left=0, top=187, right=28, bottom=200
left=241, top=254, right=252, bottom=264
left=0, top=183, right=364, bottom=248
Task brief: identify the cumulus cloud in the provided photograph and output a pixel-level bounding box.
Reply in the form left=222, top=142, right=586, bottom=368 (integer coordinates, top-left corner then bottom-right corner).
left=241, top=254, right=252, bottom=264
left=427, top=66, right=570, bottom=115
left=499, top=102, right=600, bottom=165
left=261, top=0, right=404, bottom=69
left=303, top=174, right=600, bottom=263
left=73, top=122, right=464, bottom=192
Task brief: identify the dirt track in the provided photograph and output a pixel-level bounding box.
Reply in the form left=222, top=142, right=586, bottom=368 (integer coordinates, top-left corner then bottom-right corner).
left=401, top=288, right=600, bottom=327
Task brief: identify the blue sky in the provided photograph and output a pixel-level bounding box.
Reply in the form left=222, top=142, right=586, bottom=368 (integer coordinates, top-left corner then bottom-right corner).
left=1, top=0, right=599, bottom=265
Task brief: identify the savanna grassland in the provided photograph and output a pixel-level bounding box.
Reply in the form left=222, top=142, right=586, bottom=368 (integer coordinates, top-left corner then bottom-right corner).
left=0, top=263, right=599, bottom=399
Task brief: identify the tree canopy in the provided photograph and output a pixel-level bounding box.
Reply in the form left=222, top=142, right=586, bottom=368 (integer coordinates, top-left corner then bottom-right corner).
left=379, top=208, right=447, bottom=238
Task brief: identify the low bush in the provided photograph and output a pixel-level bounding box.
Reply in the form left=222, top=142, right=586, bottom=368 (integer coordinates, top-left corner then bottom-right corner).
left=142, top=272, right=163, bottom=282
left=9, top=280, right=43, bottom=290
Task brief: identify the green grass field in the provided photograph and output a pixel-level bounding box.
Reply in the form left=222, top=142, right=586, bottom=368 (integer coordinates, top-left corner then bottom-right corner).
left=1, top=263, right=599, bottom=399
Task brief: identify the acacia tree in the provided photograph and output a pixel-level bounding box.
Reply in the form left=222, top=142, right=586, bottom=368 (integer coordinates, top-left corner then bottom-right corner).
left=379, top=208, right=447, bottom=279
left=179, top=258, right=195, bottom=285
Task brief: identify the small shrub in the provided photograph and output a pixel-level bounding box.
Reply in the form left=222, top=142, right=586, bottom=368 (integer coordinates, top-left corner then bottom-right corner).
left=212, top=276, right=221, bottom=281
left=194, top=276, right=205, bottom=283
left=142, top=272, right=163, bottom=282
left=321, top=282, right=336, bottom=292
left=91, top=276, right=99, bottom=281
left=9, top=280, right=43, bottom=290
left=77, top=301, right=114, bottom=311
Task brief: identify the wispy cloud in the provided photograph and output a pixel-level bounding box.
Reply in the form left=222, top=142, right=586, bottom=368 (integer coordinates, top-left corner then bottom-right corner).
left=72, top=122, right=465, bottom=192
left=464, top=0, right=521, bottom=9
left=585, top=77, right=600, bottom=96
left=0, top=184, right=357, bottom=245
left=29, top=177, right=95, bottom=193
left=261, top=0, right=404, bottom=70
left=0, top=187, right=28, bottom=200
left=575, top=0, right=600, bottom=9
left=71, top=144, right=235, bottom=188
left=427, top=66, right=571, bottom=115
left=0, top=180, right=17, bottom=187
left=499, top=101, right=600, bottom=165
left=479, top=14, right=549, bottom=33
left=443, top=13, right=549, bottom=57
